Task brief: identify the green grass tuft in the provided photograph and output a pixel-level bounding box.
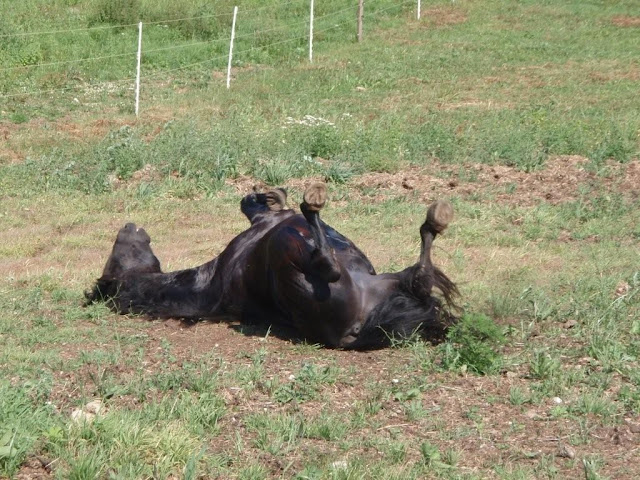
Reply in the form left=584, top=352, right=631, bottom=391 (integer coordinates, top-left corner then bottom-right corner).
left=439, top=313, right=505, bottom=375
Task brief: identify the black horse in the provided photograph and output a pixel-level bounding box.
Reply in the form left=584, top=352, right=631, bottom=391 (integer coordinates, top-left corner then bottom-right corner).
left=85, top=183, right=458, bottom=349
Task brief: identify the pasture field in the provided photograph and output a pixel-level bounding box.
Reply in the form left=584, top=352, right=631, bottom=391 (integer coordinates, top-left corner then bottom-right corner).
left=1, top=0, right=639, bottom=478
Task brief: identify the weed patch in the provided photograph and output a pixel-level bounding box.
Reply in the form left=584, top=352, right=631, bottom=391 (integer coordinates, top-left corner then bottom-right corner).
left=439, top=313, right=505, bottom=375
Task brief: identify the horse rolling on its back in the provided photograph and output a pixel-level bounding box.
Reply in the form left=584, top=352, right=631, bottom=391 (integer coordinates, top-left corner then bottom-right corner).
left=85, top=183, right=458, bottom=349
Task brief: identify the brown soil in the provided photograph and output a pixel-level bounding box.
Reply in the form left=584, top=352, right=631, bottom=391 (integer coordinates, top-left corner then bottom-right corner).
left=13, top=457, right=54, bottom=480
left=225, top=156, right=640, bottom=208
left=611, top=15, right=640, bottom=28
left=347, top=156, right=640, bottom=206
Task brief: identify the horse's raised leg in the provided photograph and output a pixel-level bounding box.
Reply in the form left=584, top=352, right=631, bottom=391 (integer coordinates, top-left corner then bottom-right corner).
left=241, top=188, right=288, bottom=223
left=101, top=223, right=162, bottom=278
left=85, top=223, right=162, bottom=307
left=300, top=183, right=341, bottom=283
left=409, top=201, right=458, bottom=305
left=86, top=222, right=222, bottom=318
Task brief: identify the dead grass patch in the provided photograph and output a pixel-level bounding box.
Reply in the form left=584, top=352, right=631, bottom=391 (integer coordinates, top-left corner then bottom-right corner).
left=611, top=15, right=640, bottom=28
left=421, top=6, right=468, bottom=27
left=437, top=99, right=513, bottom=111
left=480, top=61, right=640, bottom=93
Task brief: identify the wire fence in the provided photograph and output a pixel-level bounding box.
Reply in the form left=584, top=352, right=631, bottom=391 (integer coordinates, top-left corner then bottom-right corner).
left=0, top=0, right=419, bottom=113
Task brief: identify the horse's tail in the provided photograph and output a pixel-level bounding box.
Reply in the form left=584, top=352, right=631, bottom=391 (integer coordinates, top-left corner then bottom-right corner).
left=345, top=266, right=458, bottom=350
left=432, top=265, right=460, bottom=309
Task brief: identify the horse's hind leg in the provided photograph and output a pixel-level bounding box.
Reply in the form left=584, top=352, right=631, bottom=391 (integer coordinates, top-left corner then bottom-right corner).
left=410, top=201, right=458, bottom=304
left=300, top=183, right=341, bottom=283
left=421, top=201, right=454, bottom=262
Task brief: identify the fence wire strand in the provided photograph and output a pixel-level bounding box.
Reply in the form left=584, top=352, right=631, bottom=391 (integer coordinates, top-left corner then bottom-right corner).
left=0, top=0, right=305, bottom=39
left=1, top=2, right=413, bottom=100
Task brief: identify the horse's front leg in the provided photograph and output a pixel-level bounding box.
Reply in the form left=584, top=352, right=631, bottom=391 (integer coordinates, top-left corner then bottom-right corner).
left=240, top=188, right=288, bottom=223
left=299, top=183, right=341, bottom=283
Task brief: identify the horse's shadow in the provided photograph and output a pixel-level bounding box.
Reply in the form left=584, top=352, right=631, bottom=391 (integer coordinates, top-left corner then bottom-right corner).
left=168, top=315, right=307, bottom=346
left=168, top=314, right=449, bottom=349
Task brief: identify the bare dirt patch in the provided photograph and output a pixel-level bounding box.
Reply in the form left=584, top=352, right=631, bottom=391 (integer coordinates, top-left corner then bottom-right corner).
left=483, top=61, right=640, bottom=92
left=422, top=6, right=468, bottom=27
left=223, top=156, right=640, bottom=209
left=588, top=67, right=640, bottom=84
left=108, top=163, right=164, bottom=190
left=14, top=457, right=54, bottom=480
left=0, top=111, right=130, bottom=164
left=611, top=15, right=640, bottom=28
left=0, top=102, right=192, bottom=165
left=344, top=156, right=640, bottom=206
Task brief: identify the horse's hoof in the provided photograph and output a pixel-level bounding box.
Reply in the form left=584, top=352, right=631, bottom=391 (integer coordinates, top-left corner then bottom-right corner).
left=303, top=182, right=327, bottom=212
left=116, top=223, right=151, bottom=244
left=265, top=188, right=287, bottom=211
left=116, top=223, right=137, bottom=242
left=426, top=201, right=454, bottom=233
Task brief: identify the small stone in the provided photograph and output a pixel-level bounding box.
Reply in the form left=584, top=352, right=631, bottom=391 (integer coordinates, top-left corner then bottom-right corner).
left=84, top=399, right=102, bottom=415
left=524, top=409, right=542, bottom=420
left=331, top=461, right=348, bottom=470
left=71, top=399, right=103, bottom=424
left=71, top=409, right=95, bottom=424
left=615, top=281, right=630, bottom=298
left=557, top=444, right=575, bottom=459
left=552, top=397, right=563, bottom=405
left=391, top=378, right=399, bottom=384
left=624, top=418, right=640, bottom=434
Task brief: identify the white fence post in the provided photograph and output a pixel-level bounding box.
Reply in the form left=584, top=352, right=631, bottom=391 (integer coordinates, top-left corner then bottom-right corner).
left=357, top=0, right=364, bottom=42
left=417, top=0, right=421, bottom=20
left=135, top=21, right=142, bottom=117
left=309, top=0, right=314, bottom=62
left=227, top=6, right=238, bottom=89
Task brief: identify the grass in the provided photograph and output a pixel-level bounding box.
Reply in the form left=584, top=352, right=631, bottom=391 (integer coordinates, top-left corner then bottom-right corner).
left=1, top=0, right=639, bottom=478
